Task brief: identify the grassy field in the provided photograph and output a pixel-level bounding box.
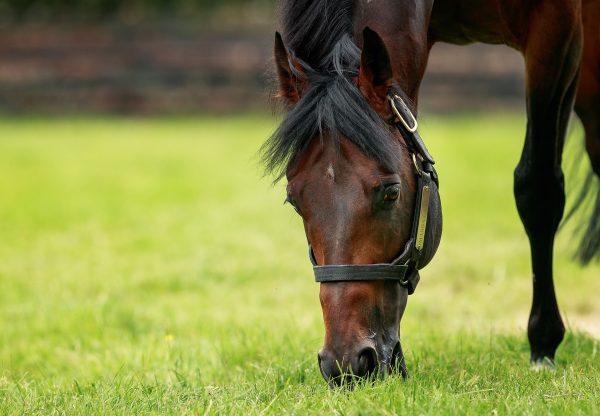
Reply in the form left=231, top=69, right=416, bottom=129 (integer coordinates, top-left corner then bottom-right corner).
left=0, top=115, right=598, bottom=414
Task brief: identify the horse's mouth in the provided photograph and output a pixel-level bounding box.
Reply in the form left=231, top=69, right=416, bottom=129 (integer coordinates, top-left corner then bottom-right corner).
left=319, top=340, right=408, bottom=387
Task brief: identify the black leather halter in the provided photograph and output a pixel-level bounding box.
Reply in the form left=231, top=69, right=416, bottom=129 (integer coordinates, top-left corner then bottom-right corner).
left=308, top=94, right=438, bottom=295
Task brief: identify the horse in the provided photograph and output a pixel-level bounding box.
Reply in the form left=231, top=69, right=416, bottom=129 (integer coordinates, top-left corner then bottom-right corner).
left=261, top=0, right=600, bottom=386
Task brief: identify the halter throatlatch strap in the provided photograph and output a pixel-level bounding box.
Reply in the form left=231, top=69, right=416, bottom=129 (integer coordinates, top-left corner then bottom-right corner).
left=308, top=93, right=437, bottom=296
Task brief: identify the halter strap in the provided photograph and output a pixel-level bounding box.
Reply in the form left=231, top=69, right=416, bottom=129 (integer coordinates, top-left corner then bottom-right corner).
left=310, top=238, right=420, bottom=294
left=308, top=94, right=437, bottom=296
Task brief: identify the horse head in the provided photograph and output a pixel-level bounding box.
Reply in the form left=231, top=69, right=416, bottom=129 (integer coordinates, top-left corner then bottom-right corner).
left=265, top=27, right=442, bottom=385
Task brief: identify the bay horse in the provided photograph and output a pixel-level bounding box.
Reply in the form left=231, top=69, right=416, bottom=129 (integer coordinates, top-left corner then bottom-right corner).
left=262, top=0, right=600, bottom=385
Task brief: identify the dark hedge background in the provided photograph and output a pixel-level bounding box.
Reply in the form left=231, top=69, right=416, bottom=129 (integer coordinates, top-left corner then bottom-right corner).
left=0, top=1, right=524, bottom=114
left=0, top=0, right=273, bottom=21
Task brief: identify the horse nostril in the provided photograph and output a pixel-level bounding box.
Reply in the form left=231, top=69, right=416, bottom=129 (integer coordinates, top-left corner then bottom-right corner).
left=318, top=347, right=379, bottom=385
left=318, top=351, right=341, bottom=382
left=354, top=346, right=378, bottom=378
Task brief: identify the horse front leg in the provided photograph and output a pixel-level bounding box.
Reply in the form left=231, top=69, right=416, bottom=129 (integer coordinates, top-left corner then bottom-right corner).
left=514, top=4, right=582, bottom=365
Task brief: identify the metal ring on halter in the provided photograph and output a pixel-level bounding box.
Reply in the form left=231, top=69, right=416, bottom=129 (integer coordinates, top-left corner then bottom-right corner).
left=389, top=95, right=418, bottom=133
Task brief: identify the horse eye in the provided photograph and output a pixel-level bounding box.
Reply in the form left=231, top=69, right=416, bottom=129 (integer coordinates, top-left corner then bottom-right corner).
left=383, top=184, right=400, bottom=202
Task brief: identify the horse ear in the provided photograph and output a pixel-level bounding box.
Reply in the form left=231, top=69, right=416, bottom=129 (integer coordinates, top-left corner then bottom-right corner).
left=274, top=32, right=303, bottom=104
left=358, top=27, right=393, bottom=106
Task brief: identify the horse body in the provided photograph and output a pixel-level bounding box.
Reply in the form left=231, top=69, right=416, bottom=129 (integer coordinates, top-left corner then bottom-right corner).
left=577, top=0, right=600, bottom=177
left=429, top=0, right=534, bottom=47
left=268, top=0, right=600, bottom=384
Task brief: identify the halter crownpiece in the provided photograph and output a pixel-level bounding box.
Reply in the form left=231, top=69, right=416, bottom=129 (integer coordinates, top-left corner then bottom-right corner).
left=308, top=93, right=438, bottom=295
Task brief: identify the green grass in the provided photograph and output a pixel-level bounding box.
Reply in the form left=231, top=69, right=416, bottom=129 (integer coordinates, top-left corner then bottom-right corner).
left=0, top=114, right=598, bottom=414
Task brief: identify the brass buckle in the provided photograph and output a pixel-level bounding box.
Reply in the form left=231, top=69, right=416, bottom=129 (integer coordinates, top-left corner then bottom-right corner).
left=389, top=95, right=418, bottom=133
left=412, top=153, right=422, bottom=177
left=415, top=185, right=430, bottom=251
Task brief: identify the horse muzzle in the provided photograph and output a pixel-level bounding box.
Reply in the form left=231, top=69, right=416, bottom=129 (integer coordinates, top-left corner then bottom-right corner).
left=317, top=339, right=407, bottom=386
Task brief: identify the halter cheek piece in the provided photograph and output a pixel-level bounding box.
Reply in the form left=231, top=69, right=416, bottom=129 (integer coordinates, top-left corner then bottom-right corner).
left=308, top=94, right=439, bottom=295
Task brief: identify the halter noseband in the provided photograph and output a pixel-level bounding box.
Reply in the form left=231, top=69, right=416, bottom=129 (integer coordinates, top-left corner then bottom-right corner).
left=308, top=94, right=438, bottom=295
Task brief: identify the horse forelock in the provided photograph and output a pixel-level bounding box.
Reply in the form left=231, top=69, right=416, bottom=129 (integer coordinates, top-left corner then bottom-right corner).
left=263, top=0, right=404, bottom=181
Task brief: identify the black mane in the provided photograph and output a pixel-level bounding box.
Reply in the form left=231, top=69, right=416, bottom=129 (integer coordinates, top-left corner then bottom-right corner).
left=261, top=0, right=402, bottom=180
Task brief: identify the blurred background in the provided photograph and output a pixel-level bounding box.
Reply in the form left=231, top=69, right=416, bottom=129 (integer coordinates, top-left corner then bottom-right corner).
left=1, top=2, right=598, bottom=413
left=0, top=0, right=525, bottom=114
